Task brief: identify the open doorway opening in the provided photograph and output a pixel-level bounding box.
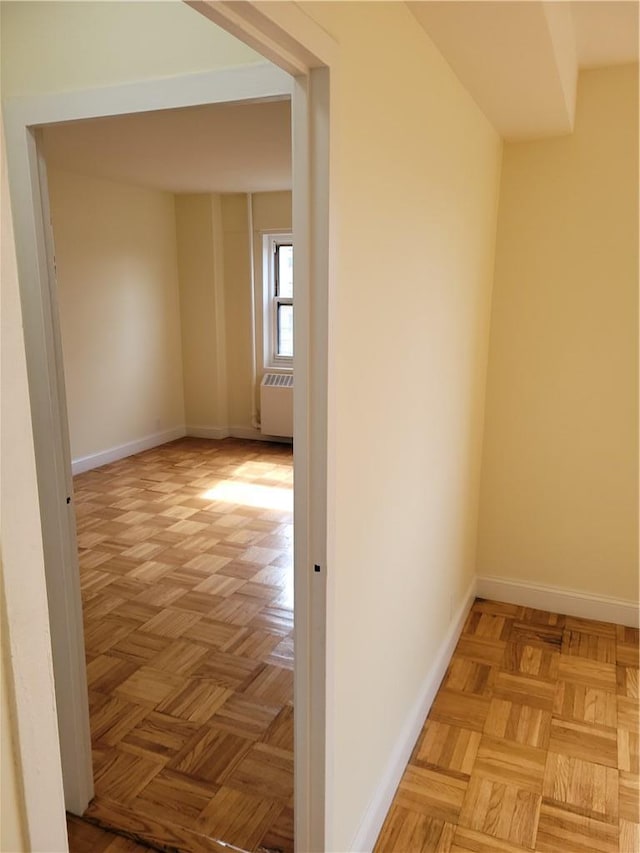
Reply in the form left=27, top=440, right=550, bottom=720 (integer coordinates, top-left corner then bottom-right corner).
left=40, top=97, right=297, bottom=850
left=2, top=4, right=332, bottom=848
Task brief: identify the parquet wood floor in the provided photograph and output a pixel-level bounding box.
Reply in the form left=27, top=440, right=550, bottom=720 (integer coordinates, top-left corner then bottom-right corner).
left=375, top=600, right=640, bottom=853
left=72, top=438, right=294, bottom=853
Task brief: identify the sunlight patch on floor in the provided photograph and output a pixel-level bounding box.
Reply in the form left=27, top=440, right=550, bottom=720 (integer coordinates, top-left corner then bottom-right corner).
left=201, top=480, right=293, bottom=511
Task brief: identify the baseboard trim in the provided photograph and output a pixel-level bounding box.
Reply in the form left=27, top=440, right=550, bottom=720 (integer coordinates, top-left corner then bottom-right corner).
left=185, top=425, right=231, bottom=440
left=185, top=425, right=293, bottom=444
left=477, top=575, right=639, bottom=628
left=349, top=577, right=477, bottom=852
left=71, top=427, right=186, bottom=474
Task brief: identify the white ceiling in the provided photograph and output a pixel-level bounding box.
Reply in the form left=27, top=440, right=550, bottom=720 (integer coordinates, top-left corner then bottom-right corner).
left=42, top=98, right=291, bottom=194
left=41, top=1, right=637, bottom=191
left=409, top=0, right=639, bottom=140
left=572, top=1, right=640, bottom=67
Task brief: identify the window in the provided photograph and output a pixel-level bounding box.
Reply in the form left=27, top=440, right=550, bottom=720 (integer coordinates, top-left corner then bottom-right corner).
left=264, top=234, right=294, bottom=368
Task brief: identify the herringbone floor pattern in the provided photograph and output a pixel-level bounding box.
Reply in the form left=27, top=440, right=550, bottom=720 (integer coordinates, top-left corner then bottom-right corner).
left=70, top=438, right=294, bottom=853
left=375, top=599, right=640, bottom=853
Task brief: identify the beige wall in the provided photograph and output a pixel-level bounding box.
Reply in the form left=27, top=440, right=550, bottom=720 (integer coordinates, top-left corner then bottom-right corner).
left=477, top=65, right=639, bottom=603
left=0, top=0, right=260, bottom=98
left=1, top=576, right=27, bottom=853
left=175, top=191, right=292, bottom=434
left=221, top=194, right=254, bottom=429
left=302, top=4, right=502, bottom=848
left=175, top=193, right=226, bottom=431
left=48, top=170, right=186, bottom=462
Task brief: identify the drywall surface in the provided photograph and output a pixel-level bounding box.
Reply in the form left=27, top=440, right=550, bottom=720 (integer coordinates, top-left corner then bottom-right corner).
left=48, top=170, right=186, bottom=461
left=1, top=581, right=27, bottom=853
left=221, top=193, right=254, bottom=429
left=0, top=0, right=260, bottom=98
left=175, top=193, right=226, bottom=430
left=477, top=65, right=639, bottom=602
left=176, top=191, right=292, bottom=434
left=302, top=3, right=503, bottom=849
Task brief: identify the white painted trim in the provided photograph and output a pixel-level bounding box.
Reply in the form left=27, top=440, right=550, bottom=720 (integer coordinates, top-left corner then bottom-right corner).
left=71, top=427, right=186, bottom=475
left=349, top=577, right=478, bottom=853
left=186, top=1, right=338, bottom=75
left=185, top=424, right=292, bottom=444
left=2, top=57, right=316, bottom=842
left=477, top=575, right=639, bottom=628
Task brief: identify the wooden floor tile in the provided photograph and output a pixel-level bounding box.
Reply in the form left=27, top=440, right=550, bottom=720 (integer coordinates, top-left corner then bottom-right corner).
left=394, top=766, right=468, bottom=823
left=414, top=721, right=481, bottom=776
left=451, top=826, right=535, bottom=852
left=618, top=727, right=640, bottom=774
left=170, top=726, right=252, bottom=784
left=619, top=769, right=640, bottom=823
left=535, top=802, right=618, bottom=852
left=483, top=698, right=551, bottom=749
left=375, top=598, right=638, bottom=852
left=543, top=752, right=618, bottom=822
left=548, top=717, right=618, bottom=767
left=373, top=806, right=453, bottom=852
left=553, top=681, right=617, bottom=727
left=473, top=735, right=546, bottom=793
left=94, top=752, right=164, bottom=804
left=619, top=818, right=639, bottom=852
left=458, top=775, right=541, bottom=848
left=74, top=439, right=294, bottom=852
left=430, top=690, right=491, bottom=733
left=557, top=656, right=617, bottom=691
left=196, top=787, right=284, bottom=849
left=224, top=742, right=294, bottom=803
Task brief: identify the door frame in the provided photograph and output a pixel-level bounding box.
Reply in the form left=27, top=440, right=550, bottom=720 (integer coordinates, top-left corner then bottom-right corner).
left=2, top=6, right=335, bottom=850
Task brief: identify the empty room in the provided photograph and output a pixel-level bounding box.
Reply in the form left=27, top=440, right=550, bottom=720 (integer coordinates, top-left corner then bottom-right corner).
left=1, top=2, right=638, bottom=853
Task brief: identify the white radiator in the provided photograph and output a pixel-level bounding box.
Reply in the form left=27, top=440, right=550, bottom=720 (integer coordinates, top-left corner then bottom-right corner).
left=260, top=373, right=293, bottom=438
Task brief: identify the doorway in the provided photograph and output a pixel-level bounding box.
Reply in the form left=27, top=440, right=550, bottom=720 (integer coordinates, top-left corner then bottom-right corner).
left=41, top=95, right=296, bottom=849
left=2, top=11, right=331, bottom=849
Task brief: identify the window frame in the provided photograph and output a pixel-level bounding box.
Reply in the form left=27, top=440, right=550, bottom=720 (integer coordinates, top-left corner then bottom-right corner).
left=263, top=232, right=294, bottom=370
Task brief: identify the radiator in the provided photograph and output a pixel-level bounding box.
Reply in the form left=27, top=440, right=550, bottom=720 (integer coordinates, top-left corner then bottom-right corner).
left=260, top=373, right=293, bottom=438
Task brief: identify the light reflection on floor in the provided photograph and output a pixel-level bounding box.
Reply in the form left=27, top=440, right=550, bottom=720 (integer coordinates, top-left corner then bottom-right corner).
left=200, top=480, right=293, bottom=512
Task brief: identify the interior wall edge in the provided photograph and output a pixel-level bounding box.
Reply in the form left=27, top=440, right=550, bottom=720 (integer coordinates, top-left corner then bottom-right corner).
left=477, top=574, right=640, bottom=629
left=349, top=575, right=478, bottom=853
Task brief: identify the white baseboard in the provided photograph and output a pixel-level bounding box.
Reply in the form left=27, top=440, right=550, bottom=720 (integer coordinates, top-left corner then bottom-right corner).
left=186, top=425, right=293, bottom=444
left=349, top=577, right=477, bottom=852
left=185, top=425, right=231, bottom=440
left=477, top=575, right=639, bottom=628
left=71, top=426, right=186, bottom=474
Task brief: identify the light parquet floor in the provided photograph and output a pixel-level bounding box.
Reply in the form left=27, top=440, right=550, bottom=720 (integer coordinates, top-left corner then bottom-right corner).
left=71, top=438, right=294, bottom=853
left=375, top=599, right=640, bottom=853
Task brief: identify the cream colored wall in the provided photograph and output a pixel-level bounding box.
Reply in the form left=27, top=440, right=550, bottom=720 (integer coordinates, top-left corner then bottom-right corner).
left=48, top=169, right=185, bottom=461
left=175, top=191, right=292, bottom=434
left=301, top=4, right=502, bottom=849
left=175, top=193, right=226, bottom=430
left=1, top=578, right=27, bottom=853
left=221, top=194, right=254, bottom=429
left=477, top=65, right=639, bottom=602
left=0, top=0, right=260, bottom=98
